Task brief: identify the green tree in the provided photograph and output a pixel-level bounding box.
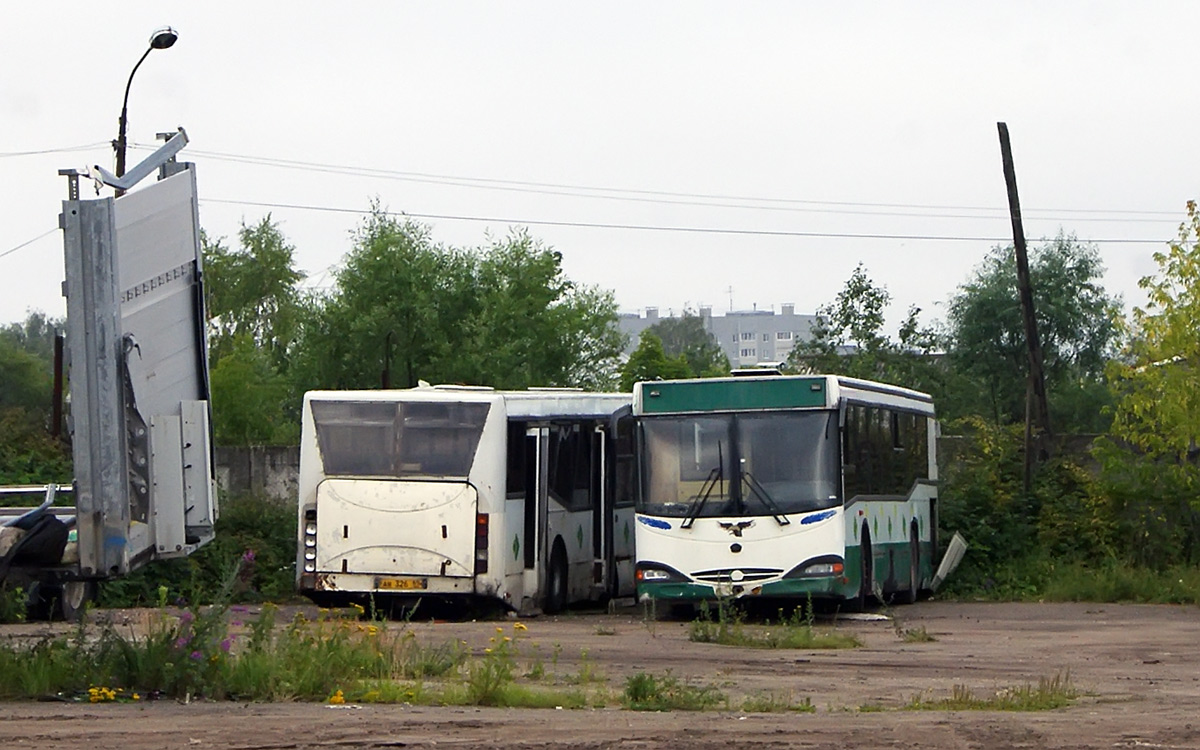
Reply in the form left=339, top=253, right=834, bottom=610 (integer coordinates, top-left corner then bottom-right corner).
left=0, top=312, right=69, bottom=484
left=294, top=207, right=625, bottom=391
left=1097, top=201, right=1200, bottom=558
left=203, top=217, right=306, bottom=366
left=459, top=230, right=625, bottom=390
left=787, top=264, right=943, bottom=393
left=646, top=311, right=729, bottom=377
left=944, top=235, right=1120, bottom=430
left=0, top=336, right=52, bottom=415
left=209, top=336, right=298, bottom=446
left=620, top=331, right=691, bottom=391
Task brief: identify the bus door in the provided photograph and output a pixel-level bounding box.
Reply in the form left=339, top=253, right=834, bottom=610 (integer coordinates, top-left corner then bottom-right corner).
left=610, top=413, right=637, bottom=597
left=598, top=408, right=636, bottom=598
left=592, top=423, right=608, bottom=595
left=522, top=426, right=549, bottom=607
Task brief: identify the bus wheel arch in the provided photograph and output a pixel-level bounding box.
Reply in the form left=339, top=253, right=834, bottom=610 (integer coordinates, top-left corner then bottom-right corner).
left=544, top=537, right=569, bottom=614
left=854, top=526, right=874, bottom=611
left=903, top=522, right=920, bottom=605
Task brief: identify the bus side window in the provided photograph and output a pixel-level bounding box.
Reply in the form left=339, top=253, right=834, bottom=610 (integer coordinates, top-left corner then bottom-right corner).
left=614, top=417, right=637, bottom=508
left=549, top=424, right=591, bottom=512
left=842, top=405, right=860, bottom=500
left=506, top=422, right=527, bottom=500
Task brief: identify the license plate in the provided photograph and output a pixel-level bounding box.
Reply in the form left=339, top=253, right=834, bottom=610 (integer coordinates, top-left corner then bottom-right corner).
left=376, top=577, right=427, bottom=591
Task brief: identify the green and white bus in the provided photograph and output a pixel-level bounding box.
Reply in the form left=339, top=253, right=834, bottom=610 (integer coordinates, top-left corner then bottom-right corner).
left=296, top=386, right=636, bottom=614
left=632, top=374, right=937, bottom=608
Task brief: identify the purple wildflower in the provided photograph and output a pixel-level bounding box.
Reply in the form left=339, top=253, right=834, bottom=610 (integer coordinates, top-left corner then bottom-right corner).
left=175, top=636, right=190, bottom=649
left=179, top=611, right=194, bottom=624
left=220, top=637, right=233, bottom=653
left=242, top=549, right=256, bottom=563
left=190, top=650, right=203, bottom=661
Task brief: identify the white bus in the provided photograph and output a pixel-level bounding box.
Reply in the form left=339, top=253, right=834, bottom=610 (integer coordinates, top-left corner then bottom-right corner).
left=296, top=386, right=636, bottom=614
left=632, top=374, right=937, bottom=609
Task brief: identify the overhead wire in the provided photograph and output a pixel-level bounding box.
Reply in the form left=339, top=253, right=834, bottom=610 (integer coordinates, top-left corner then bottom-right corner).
left=199, top=197, right=1171, bottom=245
left=0, top=142, right=110, bottom=158
left=0, top=228, right=58, bottom=260
left=137, top=143, right=1183, bottom=224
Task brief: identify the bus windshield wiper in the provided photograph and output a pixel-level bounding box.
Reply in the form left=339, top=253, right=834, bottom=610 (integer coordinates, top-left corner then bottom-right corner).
left=741, top=471, right=791, bottom=526
left=682, top=443, right=723, bottom=529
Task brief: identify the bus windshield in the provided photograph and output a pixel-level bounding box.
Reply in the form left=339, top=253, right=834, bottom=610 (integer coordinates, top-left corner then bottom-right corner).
left=638, top=410, right=839, bottom=518
left=311, top=400, right=490, bottom=478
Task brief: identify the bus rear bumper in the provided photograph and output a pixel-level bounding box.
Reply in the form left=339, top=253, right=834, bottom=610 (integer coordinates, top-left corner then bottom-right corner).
left=299, top=571, right=476, bottom=596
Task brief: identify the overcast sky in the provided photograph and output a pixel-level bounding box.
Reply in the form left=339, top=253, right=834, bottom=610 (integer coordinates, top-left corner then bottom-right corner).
left=3, top=2, right=1197, bottom=332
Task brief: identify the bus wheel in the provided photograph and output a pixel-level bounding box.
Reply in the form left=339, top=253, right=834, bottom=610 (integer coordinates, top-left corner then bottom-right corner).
left=544, top=541, right=568, bottom=615
left=903, top=526, right=920, bottom=605
left=853, top=531, right=873, bottom=611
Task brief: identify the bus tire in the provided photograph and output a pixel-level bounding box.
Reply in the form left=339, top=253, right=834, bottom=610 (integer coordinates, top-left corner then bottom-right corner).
left=853, top=529, right=873, bottom=611
left=544, top=541, right=569, bottom=615
left=903, top=525, right=920, bottom=605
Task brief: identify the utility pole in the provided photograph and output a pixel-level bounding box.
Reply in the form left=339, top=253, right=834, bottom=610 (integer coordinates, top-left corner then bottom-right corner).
left=997, top=122, right=1052, bottom=494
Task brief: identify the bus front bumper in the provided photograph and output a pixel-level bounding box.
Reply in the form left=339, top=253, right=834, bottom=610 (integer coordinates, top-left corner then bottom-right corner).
left=638, top=576, right=849, bottom=601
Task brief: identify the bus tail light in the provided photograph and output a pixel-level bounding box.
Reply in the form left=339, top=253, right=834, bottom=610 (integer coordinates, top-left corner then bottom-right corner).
left=475, top=513, right=489, bottom=575
left=303, top=509, right=317, bottom=573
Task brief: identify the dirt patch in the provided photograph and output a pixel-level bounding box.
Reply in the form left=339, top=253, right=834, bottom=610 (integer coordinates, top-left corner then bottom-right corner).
left=2, top=600, right=1199, bottom=748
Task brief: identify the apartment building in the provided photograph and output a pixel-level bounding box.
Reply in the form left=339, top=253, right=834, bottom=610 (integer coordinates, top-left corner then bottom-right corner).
left=618, top=304, right=818, bottom=368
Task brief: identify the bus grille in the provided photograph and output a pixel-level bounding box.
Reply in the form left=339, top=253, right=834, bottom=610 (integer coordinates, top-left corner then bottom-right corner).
left=691, top=568, right=783, bottom=584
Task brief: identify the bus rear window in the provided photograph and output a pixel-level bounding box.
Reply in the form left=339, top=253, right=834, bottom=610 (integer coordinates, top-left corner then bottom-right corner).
left=311, top=400, right=490, bottom=478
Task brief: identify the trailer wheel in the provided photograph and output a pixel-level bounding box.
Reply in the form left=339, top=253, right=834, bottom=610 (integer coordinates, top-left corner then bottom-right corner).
left=59, top=580, right=95, bottom=622
left=544, top=541, right=569, bottom=614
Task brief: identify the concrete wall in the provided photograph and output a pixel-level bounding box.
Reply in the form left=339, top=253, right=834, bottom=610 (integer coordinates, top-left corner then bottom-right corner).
left=214, top=446, right=299, bottom=503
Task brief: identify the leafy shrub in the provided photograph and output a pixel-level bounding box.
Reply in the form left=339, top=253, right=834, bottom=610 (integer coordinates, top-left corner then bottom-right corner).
left=99, top=493, right=297, bottom=607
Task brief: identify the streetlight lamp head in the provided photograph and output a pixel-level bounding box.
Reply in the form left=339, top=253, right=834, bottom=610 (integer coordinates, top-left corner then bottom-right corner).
left=149, top=26, right=178, bottom=50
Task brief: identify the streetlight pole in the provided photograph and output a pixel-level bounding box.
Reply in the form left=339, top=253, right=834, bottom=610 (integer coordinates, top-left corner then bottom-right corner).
left=114, top=26, right=178, bottom=196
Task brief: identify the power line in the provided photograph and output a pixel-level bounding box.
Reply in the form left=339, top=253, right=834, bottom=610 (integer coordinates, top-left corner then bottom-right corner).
left=200, top=197, right=1171, bottom=245
left=140, top=143, right=1183, bottom=223
left=0, top=228, right=58, bottom=260
left=0, top=142, right=110, bottom=158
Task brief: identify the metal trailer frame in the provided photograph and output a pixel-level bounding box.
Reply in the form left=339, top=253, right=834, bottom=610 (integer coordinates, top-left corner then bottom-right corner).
left=0, top=131, right=217, bottom=617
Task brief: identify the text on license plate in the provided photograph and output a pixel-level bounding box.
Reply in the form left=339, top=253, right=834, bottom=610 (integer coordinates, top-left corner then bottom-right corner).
left=376, top=577, right=427, bottom=591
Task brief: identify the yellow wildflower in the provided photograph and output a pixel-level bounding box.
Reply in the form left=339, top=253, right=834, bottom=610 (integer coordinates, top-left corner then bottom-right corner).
left=512, top=622, right=528, bottom=631
left=328, top=689, right=346, bottom=705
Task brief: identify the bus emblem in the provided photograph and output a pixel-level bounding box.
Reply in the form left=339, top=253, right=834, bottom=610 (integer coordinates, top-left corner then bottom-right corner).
left=718, top=520, right=755, bottom=537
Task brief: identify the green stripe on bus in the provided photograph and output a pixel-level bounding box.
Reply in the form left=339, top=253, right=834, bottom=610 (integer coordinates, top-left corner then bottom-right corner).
left=638, top=377, right=828, bottom=414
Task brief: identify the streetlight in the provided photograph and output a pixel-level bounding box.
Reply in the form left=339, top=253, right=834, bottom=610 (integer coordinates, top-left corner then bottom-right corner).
left=114, top=26, right=178, bottom=196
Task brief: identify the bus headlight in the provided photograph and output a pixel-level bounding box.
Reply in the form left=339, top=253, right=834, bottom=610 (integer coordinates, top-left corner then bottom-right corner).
left=635, top=562, right=687, bottom=583
left=783, top=555, right=845, bottom=579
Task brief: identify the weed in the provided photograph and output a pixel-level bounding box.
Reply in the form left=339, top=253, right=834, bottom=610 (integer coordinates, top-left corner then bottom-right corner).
left=594, top=625, right=617, bottom=636
left=900, top=625, right=936, bottom=643
left=0, top=585, right=26, bottom=624
left=623, top=671, right=726, bottom=711
left=571, top=648, right=604, bottom=684
left=742, top=691, right=816, bottom=713
left=905, top=672, right=1077, bottom=711
left=689, top=598, right=861, bottom=649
